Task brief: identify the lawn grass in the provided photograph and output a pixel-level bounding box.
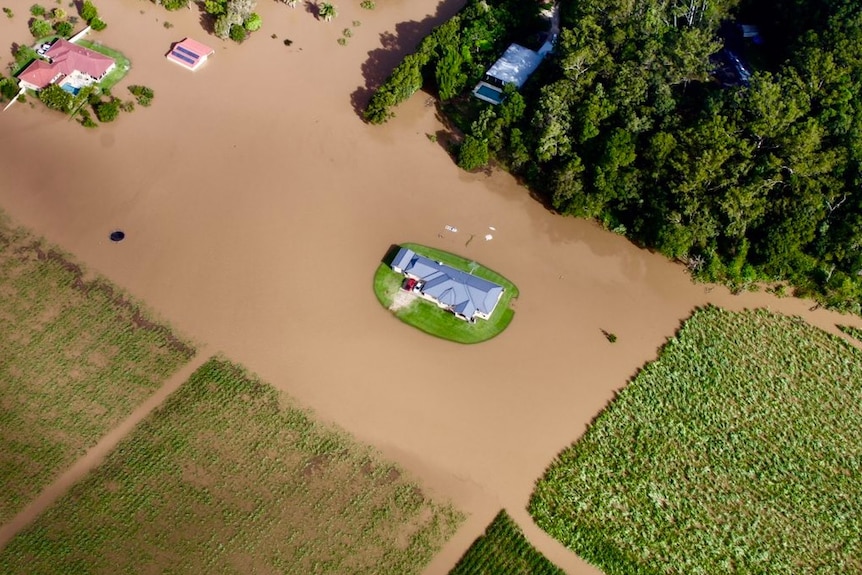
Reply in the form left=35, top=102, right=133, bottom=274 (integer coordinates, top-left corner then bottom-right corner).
left=74, top=39, right=130, bottom=90
left=0, top=214, right=194, bottom=523
left=449, top=510, right=564, bottom=575
left=530, top=306, right=862, bottom=575
left=0, top=357, right=463, bottom=574
left=373, top=243, right=519, bottom=344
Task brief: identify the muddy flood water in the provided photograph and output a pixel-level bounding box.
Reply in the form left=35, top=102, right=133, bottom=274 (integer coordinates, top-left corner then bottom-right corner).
left=2, top=0, right=861, bottom=572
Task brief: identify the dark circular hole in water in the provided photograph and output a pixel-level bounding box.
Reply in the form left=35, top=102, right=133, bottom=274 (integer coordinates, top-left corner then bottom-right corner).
left=110, top=231, right=125, bottom=242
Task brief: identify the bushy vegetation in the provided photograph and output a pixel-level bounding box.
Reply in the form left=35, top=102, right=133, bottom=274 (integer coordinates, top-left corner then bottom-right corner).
left=319, top=2, right=337, bottom=21
left=0, top=357, right=462, bottom=574
left=159, top=0, right=190, bottom=10
left=205, top=0, right=261, bottom=41
left=93, top=97, right=119, bottom=122
left=0, top=74, right=20, bottom=101
left=530, top=306, right=862, bottom=575
left=0, top=215, right=194, bottom=523
left=366, top=0, right=862, bottom=313
left=372, top=243, right=518, bottom=344
left=128, top=84, right=154, bottom=107
left=37, top=83, right=73, bottom=111
left=449, top=510, right=564, bottom=575
left=79, top=0, right=105, bottom=29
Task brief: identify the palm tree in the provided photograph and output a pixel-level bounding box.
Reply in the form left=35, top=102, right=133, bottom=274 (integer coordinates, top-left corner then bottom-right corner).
left=318, top=2, right=337, bottom=21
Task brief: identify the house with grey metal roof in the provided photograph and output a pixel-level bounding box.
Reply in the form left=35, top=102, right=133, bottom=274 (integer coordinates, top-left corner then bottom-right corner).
left=390, top=247, right=505, bottom=321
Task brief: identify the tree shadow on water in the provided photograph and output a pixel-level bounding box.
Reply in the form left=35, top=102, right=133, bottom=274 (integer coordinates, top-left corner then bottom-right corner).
left=305, top=0, right=320, bottom=20
left=349, top=0, right=465, bottom=120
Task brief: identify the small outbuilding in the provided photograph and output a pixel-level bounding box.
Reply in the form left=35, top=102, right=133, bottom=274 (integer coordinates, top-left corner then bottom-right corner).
left=166, top=38, right=214, bottom=71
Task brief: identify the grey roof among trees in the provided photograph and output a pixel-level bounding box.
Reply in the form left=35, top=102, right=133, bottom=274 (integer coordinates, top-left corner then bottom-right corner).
left=485, top=44, right=545, bottom=88
left=391, top=248, right=504, bottom=319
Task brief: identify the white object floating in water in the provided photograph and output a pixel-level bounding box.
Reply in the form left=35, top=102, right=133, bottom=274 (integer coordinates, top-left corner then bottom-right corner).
left=485, top=234, right=493, bottom=241
left=489, top=226, right=496, bottom=231
left=445, top=225, right=458, bottom=232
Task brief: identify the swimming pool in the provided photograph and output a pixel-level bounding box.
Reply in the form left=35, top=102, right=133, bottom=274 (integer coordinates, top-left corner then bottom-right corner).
left=60, top=84, right=80, bottom=95
left=474, top=84, right=503, bottom=104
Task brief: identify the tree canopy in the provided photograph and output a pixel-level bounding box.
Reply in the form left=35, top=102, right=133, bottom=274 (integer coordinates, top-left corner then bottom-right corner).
left=366, top=0, right=862, bottom=312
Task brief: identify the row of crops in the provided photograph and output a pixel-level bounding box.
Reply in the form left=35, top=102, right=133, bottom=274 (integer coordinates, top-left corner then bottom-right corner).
left=839, top=324, right=862, bottom=343
left=449, top=510, right=564, bottom=575
left=0, top=215, right=194, bottom=523
left=0, top=357, right=463, bottom=574
left=530, top=306, right=862, bottom=575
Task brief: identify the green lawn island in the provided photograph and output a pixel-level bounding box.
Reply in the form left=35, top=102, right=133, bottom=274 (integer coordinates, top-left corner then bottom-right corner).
left=373, top=243, right=518, bottom=344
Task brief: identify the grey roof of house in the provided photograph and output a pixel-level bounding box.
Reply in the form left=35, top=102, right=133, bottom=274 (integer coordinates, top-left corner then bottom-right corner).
left=485, top=44, right=545, bottom=88
left=393, top=248, right=504, bottom=319
left=391, top=247, right=415, bottom=271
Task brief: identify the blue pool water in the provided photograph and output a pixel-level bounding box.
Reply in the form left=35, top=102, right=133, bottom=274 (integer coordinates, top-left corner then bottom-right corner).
left=475, top=84, right=503, bottom=103
left=61, top=84, right=80, bottom=95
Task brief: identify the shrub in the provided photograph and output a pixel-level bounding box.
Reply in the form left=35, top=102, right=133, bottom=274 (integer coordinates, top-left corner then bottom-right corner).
left=337, top=37, right=347, bottom=46
left=283, top=38, right=293, bottom=46
left=3, top=7, right=14, bottom=18
left=119, top=99, right=134, bottom=113
left=161, top=0, right=189, bottom=10
left=38, top=83, right=73, bottom=112
left=128, top=85, right=154, bottom=107
left=342, top=27, right=351, bottom=37
left=89, top=16, right=106, bottom=30
left=94, top=98, right=119, bottom=122
left=203, top=0, right=223, bottom=15
left=29, top=4, right=45, bottom=16
left=78, top=109, right=97, bottom=128
left=79, top=0, right=96, bottom=22
left=29, top=17, right=53, bottom=37
left=53, top=19, right=72, bottom=36
left=229, top=23, right=246, bottom=42
left=0, top=77, right=20, bottom=100
left=51, top=7, right=65, bottom=19
left=243, top=12, right=261, bottom=31
left=359, top=0, right=374, bottom=9
left=458, top=135, right=489, bottom=171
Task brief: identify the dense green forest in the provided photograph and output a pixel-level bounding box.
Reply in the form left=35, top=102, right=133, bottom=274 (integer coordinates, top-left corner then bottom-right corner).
left=365, top=0, right=862, bottom=312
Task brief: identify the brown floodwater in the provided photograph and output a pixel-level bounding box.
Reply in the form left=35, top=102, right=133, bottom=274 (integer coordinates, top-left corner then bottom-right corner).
left=1, top=0, right=860, bottom=572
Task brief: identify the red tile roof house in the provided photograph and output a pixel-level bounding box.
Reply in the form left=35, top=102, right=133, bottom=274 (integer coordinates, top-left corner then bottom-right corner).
left=16, top=39, right=115, bottom=92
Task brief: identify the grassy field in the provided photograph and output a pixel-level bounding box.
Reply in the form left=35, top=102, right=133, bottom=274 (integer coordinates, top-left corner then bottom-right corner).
left=373, top=243, right=519, bottom=344
left=530, top=306, right=862, bottom=575
left=449, top=510, right=564, bottom=575
left=75, top=40, right=130, bottom=90
left=0, top=357, right=463, bottom=574
left=0, top=216, right=194, bottom=523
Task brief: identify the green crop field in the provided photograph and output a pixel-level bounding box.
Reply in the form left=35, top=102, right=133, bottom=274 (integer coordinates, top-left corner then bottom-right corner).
left=0, top=357, right=463, bottom=574
left=373, top=243, right=518, bottom=344
left=839, top=324, right=862, bottom=343
left=449, top=510, right=564, bottom=575
left=0, top=216, right=194, bottom=523
left=530, top=307, right=862, bottom=575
